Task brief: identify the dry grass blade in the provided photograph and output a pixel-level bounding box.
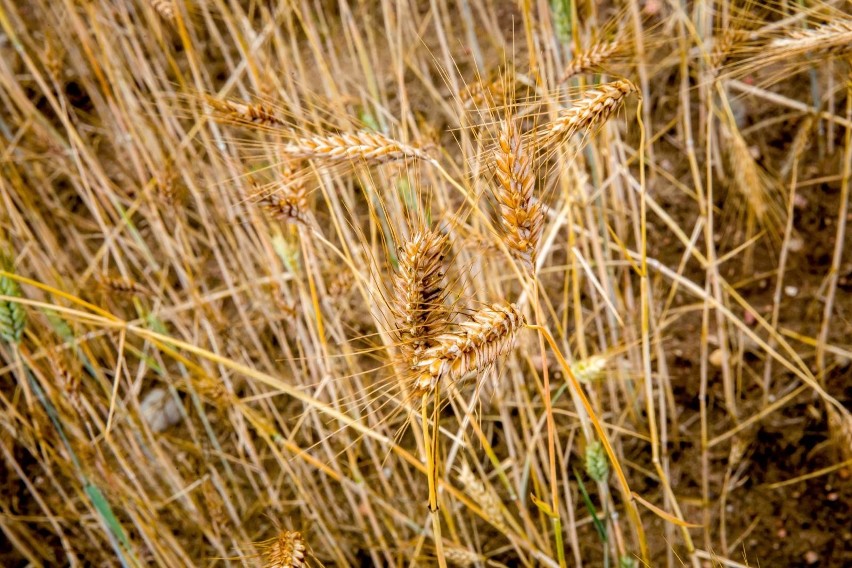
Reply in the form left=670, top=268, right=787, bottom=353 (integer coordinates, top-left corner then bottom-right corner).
left=413, top=302, right=524, bottom=395
left=493, top=118, right=543, bottom=271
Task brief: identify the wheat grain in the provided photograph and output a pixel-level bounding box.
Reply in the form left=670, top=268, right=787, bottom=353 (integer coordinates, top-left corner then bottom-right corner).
left=494, top=119, right=543, bottom=271
left=413, top=302, right=524, bottom=395
left=392, top=229, right=449, bottom=361
left=281, top=131, right=430, bottom=164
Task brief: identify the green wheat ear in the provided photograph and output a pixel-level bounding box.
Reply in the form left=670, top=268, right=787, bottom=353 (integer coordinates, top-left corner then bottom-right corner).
left=585, top=440, right=609, bottom=482
left=619, top=555, right=638, bottom=568
left=0, top=262, right=27, bottom=344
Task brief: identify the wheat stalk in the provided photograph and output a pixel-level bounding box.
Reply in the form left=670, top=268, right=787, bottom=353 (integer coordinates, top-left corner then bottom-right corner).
left=494, top=118, right=543, bottom=271
left=281, top=131, right=430, bottom=164
left=413, top=302, right=524, bottom=395
left=537, top=79, right=636, bottom=147
left=392, top=229, right=449, bottom=361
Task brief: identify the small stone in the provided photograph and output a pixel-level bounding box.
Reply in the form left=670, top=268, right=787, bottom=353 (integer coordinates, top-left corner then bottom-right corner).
left=788, top=236, right=804, bottom=252
left=784, top=285, right=799, bottom=297
left=140, top=387, right=182, bottom=433
left=804, top=550, right=819, bottom=564
left=827, top=492, right=839, bottom=501
left=709, top=349, right=724, bottom=368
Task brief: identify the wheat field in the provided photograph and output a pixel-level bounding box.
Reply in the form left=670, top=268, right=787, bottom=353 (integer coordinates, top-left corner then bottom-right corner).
left=1, top=1, right=851, bottom=566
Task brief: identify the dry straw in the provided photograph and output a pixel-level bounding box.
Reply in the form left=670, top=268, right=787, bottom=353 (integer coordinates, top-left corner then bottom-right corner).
left=413, top=302, right=524, bottom=395
left=494, top=118, right=544, bottom=271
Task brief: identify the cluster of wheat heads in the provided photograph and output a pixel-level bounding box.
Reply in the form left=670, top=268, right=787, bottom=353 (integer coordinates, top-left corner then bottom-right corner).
left=2, top=0, right=852, bottom=567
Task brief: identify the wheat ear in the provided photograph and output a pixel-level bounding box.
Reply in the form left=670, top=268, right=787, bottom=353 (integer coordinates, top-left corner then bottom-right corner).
left=392, top=229, right=449, bottom=361
left=281, top=131, right=430, bottom=165
left=0, top=270, right=26, bottom=344
left=494, top=118, right=543, bottom=271
left=250, top=164, right=311, bottom=227
left=148, top=0, right=175, bottom=21
left=263, top=530, right=307, bottom=568
left=413, top=302, right=524, bottom=395
left=457, top=463, right=508, bottom=533
left=538, top=79, right=636, bottom=147
left=560, top=39, right=620, bottom=81
left=206, top=98, right=286, bottom=128
left=767, top=21, right=852, bottom=59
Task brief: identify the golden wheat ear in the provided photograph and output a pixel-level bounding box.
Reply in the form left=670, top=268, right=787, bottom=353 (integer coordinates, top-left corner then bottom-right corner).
left=391, top=229, right=451, bottom=362
left=413, top=302, right=525, bottom=396
left=205, top=97, right=289, bottom=130
left=280, top=130, right=431, bottom=165
left=560, top=39, right=622, bottom=82
left=493, top=117, right=544, bottom=272
left=261, top=530, right=309, bottom=568
left=534, top=79, right=637, bottom=150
